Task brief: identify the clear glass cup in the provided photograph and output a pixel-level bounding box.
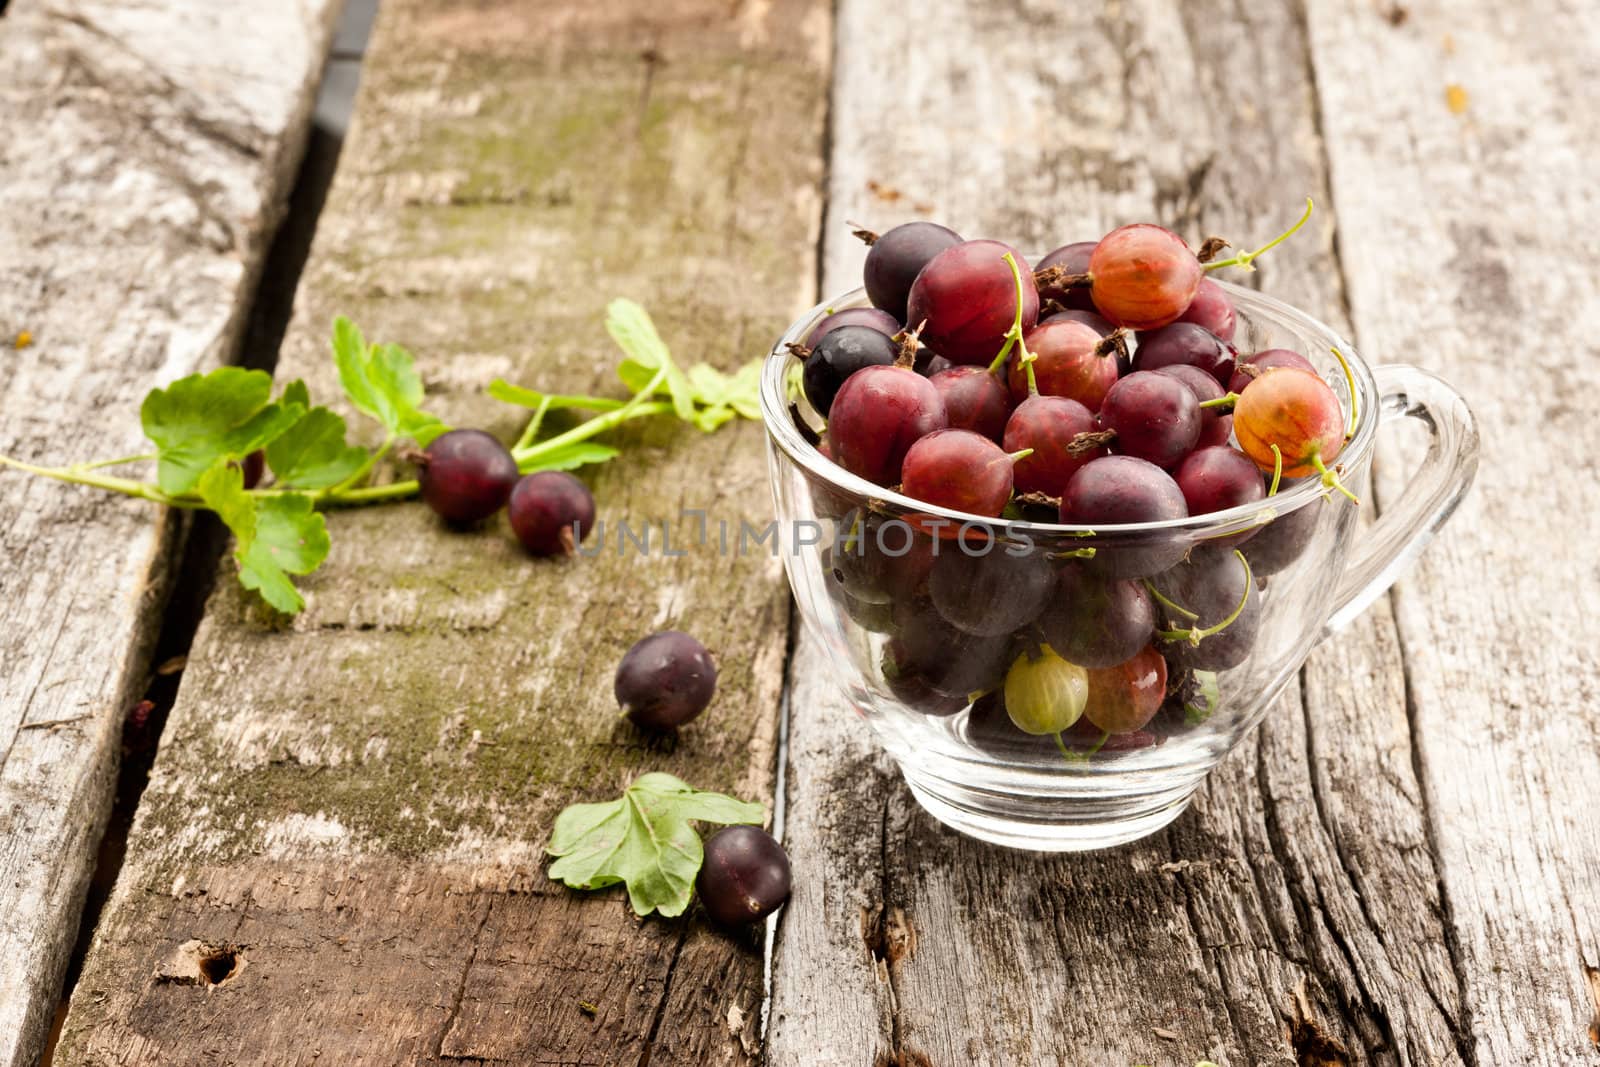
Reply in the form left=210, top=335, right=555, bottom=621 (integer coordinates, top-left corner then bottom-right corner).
left=760, top=280, right=1478, bottom=851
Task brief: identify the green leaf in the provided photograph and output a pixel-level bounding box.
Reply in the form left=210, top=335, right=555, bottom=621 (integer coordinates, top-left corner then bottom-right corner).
left=196, top=460, right=328, bottom=615
left=725, top=361, right=763, bottom=421
left=488, top=380, right=628, bottom=412
left=266, top=405, right=369, bottom=489
left=331, top=317, right=447, bottom=444
left=606, top=299, right=694, bottom=421
left=240, top=493, right=329, bottom=613
left=197, top=461, right=256, bottom=546
left=1184, top=670, right=1221, bottom=725
left=521, top=441, right=621, bottom=473
left=690, top=405, right=737, bottom=432
left=547, top=772, right=765, bottom=918
left=686, top=363, right=731, bottom=407
left=141, top=368, right=304, bottom=493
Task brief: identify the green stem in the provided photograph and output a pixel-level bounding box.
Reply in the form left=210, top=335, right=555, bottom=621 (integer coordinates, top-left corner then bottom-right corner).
left=1157, top=550, right=1254, bottom=644
left=1204, top=197, right=1314, bottom=273
left=6, top=366, right=680, bottom=515
left=0, top=454, right=191, bottom=507
left=990, top=253, right=1033, bottom=373
left=1267, top=444, right=1283, bottom=496
left=1053, top=731, right=1084, bottom=764
left=1330, top=345, right=1358, bottom=439
left=515, top=395, right=555, bottom=452
left=318, top=433, right=393, bottom=503
left=76, top=452, right=156, bottom=471
left=1144, top=580, right=1199, bottom=621
left=1312, top=453, right=1360, bottom=505
left=1198, top=392, right=1239, bottom=410
left=512, top=397, right=671, bottom=471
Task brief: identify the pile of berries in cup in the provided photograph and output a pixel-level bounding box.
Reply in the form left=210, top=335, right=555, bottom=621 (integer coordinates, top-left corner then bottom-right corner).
left=792, top=204, right=1357, bottom=757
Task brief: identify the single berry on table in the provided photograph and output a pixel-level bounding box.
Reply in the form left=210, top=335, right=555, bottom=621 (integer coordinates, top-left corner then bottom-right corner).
left=697, top=826, right=792, bottom=928
left=615, top=630, right=718, bottom=731
left=416, top=428, right=520, bottom=523
left=508, top=471, right=596, bottom=556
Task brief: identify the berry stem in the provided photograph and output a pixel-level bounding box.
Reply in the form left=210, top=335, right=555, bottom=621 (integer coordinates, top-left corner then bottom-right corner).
left=514, top=395, right=555, bottom=452
left=1311, top=453, right=1360, bottom=505
left=1144, top=580, right=1199, bottom=621
left=1267, top=444, right=1283, bottom=496
left=1197, top=393, right=1239, bottom=410
left=1330, top=345, right=1358, bottom=439
left=990, top=252, right=1034, bottom=372
left=318, top=433, right=394, bottom=502
left=77, top=452, right=157, bottom=471
left=0, top=454, right=190, bottom=507
left=1203, top=198, right=1314, bottom=273
left=1156, top=551, right=1254, bottom=645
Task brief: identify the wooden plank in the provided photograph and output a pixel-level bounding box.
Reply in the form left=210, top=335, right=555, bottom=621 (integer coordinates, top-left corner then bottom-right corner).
left=54, top=0, right=830, bottom=1063
left=0, top=2, right=338, bottom=1065
left=769, top=1, right=1472, bottom=1063
left=1304, top=1, right=1600, bottom=1061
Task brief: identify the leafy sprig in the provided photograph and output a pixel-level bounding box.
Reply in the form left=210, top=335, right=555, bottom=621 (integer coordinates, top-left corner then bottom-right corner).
left=0, top=299, right=762, bottom=614
left=546, top=772, right=765, bottom=918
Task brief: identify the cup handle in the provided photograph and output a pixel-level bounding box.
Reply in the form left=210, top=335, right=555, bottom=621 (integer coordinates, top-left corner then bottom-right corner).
left=1323, top=364, right=1479, bottom=634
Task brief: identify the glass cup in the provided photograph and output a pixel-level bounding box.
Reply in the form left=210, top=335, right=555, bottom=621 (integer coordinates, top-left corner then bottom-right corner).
left=760, top=280, right=1478, bottom=851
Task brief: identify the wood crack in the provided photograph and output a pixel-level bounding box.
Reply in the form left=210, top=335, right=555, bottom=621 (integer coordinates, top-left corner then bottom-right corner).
left=1394, top=615, right=1479, bottom=1067
left=635, top=923, right=692, bottom=1067
left=437, top=895, right=496, bottom=1060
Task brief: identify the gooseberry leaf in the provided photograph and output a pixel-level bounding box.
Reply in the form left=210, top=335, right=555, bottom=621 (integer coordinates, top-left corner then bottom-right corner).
left=141, top=367, right=305, bottom=494
left=522, top=441, right=621, bottom=473
left=487, top=380, right=628, bottom=412
left=265, top=383, right=369, bottom=489
left=1184, top=670, right=1221, bottom=725
left=197, top=461, right=329, bottom=615
left=606, top=299, right=695, bottom=421
left=547, top=772, right=765, bottom=918
left=331, top=317, right=448, bottom=445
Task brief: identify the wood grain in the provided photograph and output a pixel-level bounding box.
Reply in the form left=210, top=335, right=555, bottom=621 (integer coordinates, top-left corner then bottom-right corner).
left=54, top=0, right=829, bottom=1063
left=0, top=2, right=337, bottom=1064
left=1305, top=1, right=1600, bottom=1061
left=769, top=0, right=1472, bottom=1063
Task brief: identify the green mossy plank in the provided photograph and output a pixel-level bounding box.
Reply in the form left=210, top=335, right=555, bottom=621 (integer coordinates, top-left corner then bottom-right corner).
left=58, top=1, right=828, bottom=1064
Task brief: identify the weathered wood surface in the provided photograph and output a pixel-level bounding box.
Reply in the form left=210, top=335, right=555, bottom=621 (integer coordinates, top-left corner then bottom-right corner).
left=769, top=0, right=1564, bottom=1064
left=55, top=0, right=829, bottom=1063
left=0, top=2, right=338, bottom=1064
left=1306, top=2, right=1600, bottom=1062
